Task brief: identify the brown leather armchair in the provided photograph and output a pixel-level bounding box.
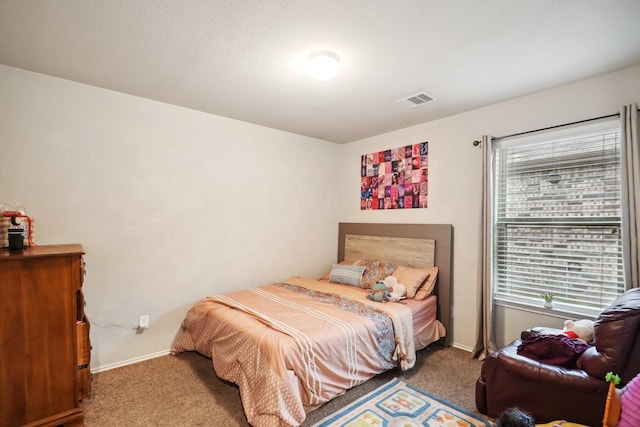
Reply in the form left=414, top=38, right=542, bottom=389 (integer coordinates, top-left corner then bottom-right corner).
left=475, top=288, right=640, bottom=426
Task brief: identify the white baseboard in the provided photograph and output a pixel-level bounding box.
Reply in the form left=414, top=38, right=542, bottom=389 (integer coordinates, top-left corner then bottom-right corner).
left=451, top=342, right=474, bottom=353
left=91, top=349, right=171, bottom=373
left=91, top=342, right=474, bottom=373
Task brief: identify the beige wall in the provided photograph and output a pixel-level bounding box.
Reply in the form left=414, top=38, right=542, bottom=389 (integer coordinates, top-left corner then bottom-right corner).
left=2, top=62, right=639, bottom=369
left=0, top=65, right=340, bottom=370
left=338, top=64, right=640, bottom=350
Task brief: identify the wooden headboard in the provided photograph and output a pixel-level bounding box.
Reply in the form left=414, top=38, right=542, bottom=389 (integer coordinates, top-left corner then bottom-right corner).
left=338, top=223, right=453, bottom=347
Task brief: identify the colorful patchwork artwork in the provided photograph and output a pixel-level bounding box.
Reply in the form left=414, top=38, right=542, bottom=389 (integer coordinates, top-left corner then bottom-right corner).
left=361, top=142, right=429, bottom=210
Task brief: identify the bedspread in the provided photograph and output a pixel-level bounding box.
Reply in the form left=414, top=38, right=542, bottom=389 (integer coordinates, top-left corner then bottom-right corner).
left=172, top=276, right=416, bottom=427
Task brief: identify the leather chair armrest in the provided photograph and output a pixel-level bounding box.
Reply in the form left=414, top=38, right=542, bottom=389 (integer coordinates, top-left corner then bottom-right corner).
left=577, top=346, right=611, bottom=381
left=489, top=341, right=605, bottom=394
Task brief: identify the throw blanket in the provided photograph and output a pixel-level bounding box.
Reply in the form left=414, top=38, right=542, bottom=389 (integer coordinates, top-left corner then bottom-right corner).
left=517, top=333, right=591, bottom=368
left=284, top=276, right=416, bottom=370
left=172, top=276, right=415, bottom=427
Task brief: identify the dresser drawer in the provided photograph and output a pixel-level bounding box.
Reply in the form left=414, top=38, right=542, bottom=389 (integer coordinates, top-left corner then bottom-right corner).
left=76, top=318, right=91, bottom=400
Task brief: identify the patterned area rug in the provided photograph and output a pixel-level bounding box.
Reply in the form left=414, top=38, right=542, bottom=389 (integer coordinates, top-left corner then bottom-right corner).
left=312, top=378, right=491, bottom=427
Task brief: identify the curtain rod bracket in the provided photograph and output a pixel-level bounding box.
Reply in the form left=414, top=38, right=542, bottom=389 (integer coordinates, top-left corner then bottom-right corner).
left=473, top=140, right=481, bottom=147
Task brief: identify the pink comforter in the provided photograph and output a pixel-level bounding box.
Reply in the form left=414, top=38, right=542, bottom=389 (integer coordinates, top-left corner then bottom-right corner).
left=172, top=276, right=416, bottom=427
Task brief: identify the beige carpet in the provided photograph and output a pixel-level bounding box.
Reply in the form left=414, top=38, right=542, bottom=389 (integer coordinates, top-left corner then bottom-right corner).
left=82, top=345, right=488, bottom=426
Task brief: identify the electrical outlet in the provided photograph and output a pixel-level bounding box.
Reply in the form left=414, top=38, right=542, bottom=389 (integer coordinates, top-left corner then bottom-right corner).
left=138, top=315, right=150, bottom=329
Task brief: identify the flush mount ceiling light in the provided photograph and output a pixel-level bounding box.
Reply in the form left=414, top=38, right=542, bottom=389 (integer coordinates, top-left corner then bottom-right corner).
left=307, top=51, right=340, bottom=80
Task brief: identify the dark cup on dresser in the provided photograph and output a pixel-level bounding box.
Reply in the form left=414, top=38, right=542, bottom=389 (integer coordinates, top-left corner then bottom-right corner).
left=7, top=228, right=24, bottom=250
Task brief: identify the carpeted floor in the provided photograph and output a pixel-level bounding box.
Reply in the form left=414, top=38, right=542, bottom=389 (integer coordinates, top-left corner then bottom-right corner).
left=82, top=345, right=489, bottom=426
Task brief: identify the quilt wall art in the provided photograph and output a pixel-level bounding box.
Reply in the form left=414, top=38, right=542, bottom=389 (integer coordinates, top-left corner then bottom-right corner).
left=361, top=142, right=428, bottom=210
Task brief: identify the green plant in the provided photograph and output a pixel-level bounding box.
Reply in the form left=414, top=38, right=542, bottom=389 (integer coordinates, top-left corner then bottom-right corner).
left=540, top=292, right=555, bottom=302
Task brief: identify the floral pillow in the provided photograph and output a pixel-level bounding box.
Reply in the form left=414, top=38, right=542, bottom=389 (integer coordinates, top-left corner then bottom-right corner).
left=354, top=259, right=396, bottom=289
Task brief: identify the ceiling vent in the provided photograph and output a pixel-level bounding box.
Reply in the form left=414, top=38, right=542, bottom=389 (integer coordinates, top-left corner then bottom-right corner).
left=396, top=92, right=436, bottom=108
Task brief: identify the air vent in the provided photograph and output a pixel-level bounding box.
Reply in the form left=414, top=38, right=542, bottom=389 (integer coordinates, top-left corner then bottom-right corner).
left=396, top=92, right=436, bottom=108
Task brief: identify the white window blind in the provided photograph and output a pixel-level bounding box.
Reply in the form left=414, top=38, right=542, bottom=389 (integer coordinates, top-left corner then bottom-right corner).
left=493, top=119, right=625, bottom=312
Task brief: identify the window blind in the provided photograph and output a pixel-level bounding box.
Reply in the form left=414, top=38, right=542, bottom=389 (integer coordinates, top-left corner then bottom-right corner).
left=493, top=121, right=624, bottom=311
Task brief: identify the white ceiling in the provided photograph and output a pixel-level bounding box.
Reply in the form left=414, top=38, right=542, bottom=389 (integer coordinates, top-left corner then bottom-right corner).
left=2, top=1, right=640, bottom=144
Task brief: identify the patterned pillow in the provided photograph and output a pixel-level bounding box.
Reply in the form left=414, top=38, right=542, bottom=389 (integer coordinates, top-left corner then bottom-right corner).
left=392, top=266, right=431, bottom=299
left=328, top=264, right=365, bottom=286
left=354, top=259, right=381, bottom=288
left=414, top=267, right=439, bottom=300
left=355, top=259, right=396, bottom=289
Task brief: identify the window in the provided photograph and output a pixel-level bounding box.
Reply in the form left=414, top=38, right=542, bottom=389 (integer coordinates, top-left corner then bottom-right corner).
left=492, top=118, right=625, bottom=314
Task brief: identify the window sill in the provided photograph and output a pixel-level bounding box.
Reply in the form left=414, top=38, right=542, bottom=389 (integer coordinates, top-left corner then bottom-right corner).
left=494, top=296, right=599, bottom=321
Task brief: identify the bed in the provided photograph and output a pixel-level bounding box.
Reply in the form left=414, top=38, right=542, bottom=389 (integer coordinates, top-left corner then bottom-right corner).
left=171, top=223, right=453, bottom=427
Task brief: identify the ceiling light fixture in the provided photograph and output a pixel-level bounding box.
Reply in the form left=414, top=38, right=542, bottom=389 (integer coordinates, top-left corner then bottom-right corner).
left=307, top=51, right=340, bottom=81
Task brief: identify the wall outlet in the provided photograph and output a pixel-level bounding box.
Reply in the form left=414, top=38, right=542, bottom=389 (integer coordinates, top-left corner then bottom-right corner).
left=138, top=315, right=150, bottom=329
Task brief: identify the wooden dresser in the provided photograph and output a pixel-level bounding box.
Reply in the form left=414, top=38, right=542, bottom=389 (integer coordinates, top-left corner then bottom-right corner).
left=0, top=244, right=90, bottom=427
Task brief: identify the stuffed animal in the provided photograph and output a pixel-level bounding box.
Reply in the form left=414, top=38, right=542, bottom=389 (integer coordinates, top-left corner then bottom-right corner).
left=563, top=319, right=595, bottom=343
left=367, top=281, right=391, bottom=302
left=383, top=275, right=406, bottom=302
